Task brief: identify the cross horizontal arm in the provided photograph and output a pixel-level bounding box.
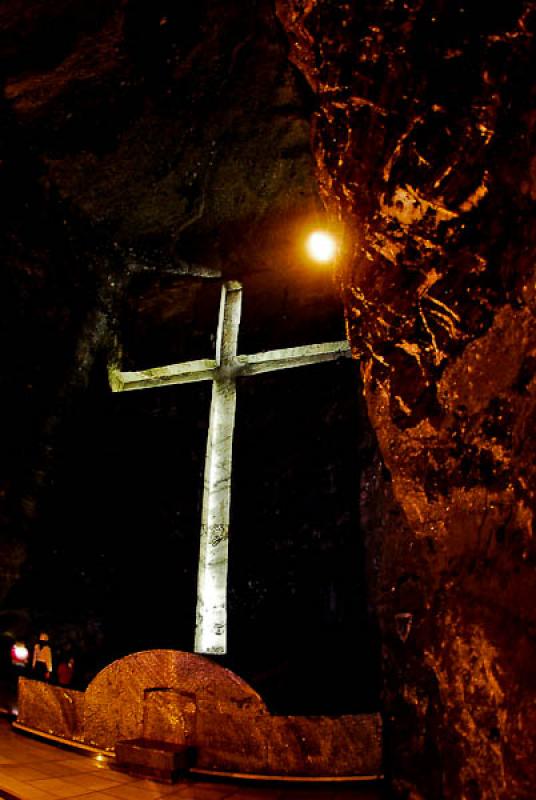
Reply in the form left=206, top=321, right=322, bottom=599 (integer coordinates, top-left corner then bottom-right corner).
left=235, top=340, right=351, bottom=377
left=109, top=358, right=218, bottom=393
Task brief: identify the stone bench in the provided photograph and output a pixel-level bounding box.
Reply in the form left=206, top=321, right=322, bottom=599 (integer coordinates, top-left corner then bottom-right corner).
left=115, top=738, right=195, bottom=783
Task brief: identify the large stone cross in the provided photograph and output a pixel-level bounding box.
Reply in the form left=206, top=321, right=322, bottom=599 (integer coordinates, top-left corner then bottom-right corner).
left=109, top=281, right=351, bottom=654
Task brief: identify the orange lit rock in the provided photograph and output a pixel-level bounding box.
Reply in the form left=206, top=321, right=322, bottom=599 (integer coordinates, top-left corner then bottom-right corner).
left=17, top=679, right=84, bottom=742
left=277, top=1, right=536, bottom=798
left=83, top=649, right=267, bottom=751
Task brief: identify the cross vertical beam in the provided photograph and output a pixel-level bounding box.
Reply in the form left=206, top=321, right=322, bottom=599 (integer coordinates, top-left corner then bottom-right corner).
left=195, top=282, right=242, bottom=654
left=108, top=279, right=352, bottom=656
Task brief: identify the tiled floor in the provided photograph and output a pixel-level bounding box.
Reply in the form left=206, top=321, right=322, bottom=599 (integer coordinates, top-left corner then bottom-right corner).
left=0, top=720, right=383, bottom=800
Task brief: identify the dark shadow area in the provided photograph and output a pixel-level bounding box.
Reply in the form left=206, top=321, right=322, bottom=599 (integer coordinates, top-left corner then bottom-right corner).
left=229, top=360, right=380, bottom=713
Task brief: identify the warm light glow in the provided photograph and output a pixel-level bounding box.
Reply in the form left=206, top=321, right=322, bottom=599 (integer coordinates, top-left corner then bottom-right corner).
left=306, top=230, right=337, bottom=263
left=12, top=643, right=29, bottom=663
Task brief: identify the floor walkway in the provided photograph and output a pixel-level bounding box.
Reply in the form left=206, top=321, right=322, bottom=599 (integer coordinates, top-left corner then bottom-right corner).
left=0, top=720, right=383, bottom=800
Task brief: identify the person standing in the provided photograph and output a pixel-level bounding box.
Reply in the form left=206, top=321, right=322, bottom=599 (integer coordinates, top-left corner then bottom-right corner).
left=32, top=632, right=52, bottom=681
left=57, top=656, right=75, bottom=687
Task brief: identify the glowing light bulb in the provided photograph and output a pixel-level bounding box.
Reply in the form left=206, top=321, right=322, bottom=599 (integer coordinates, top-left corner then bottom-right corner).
left=306, top=230, right=337, bottom=263
left=11, top=643, right=29, bottom=664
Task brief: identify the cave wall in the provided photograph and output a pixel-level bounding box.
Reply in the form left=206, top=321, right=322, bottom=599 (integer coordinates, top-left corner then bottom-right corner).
left=277, top=1, right=536, bottom=798
left=0, top=0, right=376, bottom=713
left=0, top=0, right=324, bottom=582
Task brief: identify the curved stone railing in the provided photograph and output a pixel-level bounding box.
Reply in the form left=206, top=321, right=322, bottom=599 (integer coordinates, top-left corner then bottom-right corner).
left=15, top=649, right=382, bottom=778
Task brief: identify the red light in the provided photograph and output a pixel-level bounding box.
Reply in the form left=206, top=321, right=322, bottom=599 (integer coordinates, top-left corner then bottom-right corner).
left=11, top=643, right=29, bottom=665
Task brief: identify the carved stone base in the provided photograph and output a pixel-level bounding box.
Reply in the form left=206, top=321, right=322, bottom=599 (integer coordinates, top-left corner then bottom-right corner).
left=115, top=738, right=194, bottom=783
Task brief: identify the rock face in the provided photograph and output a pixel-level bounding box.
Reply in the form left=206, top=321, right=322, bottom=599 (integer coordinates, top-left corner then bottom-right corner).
left=0, top=0, right=375, bottom=715
left=0, top=1, right=323, bottom=542
left=277, top=1, right=536, bottom=798
left=0, top=0, right=320, bottom=276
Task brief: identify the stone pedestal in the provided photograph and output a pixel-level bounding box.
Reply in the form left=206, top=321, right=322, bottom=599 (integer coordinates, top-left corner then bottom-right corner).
left=115, top=738, right=194, bottom=783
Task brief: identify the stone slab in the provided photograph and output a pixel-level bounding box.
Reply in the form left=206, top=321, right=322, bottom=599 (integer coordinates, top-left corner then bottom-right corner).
left=17, top=677, right=85, bottom=742
left=142, top=688, right=197, bottom=745
left=193, top=710, right=382, bottom=777
left=115, top=738, right=194, bottom=783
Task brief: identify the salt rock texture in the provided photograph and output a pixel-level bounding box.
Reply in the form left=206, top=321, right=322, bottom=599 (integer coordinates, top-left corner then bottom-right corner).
left=277, top=1, right=536, bottom=798
left=17, top=678, right=85, bottom=741
left=83, top=649, right=267, bottom=751
left=0, top=0, right=318, bottom=276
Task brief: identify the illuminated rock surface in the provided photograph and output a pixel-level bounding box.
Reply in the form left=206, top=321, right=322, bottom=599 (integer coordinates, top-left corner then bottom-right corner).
left=277, top=1, right=536, bottom=798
